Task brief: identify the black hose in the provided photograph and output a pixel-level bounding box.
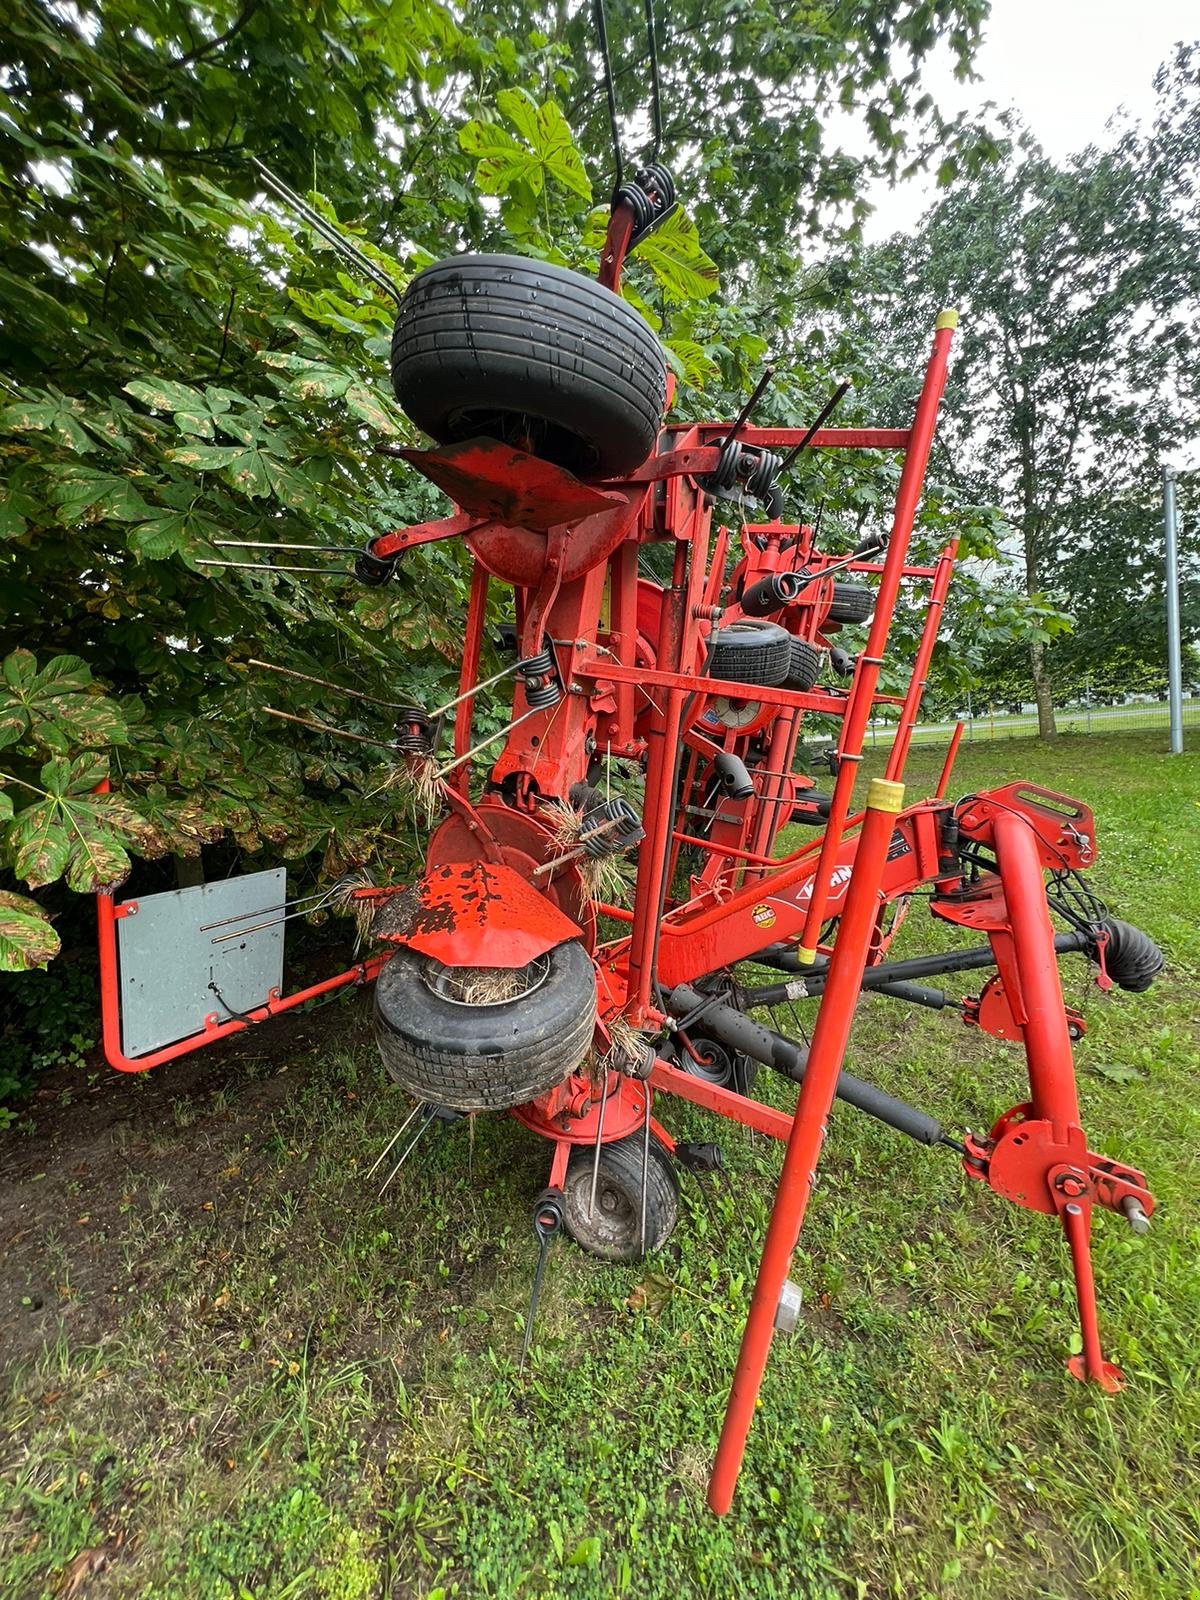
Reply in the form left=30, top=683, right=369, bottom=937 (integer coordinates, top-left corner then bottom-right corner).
left=1096, top=918, right=1165, bottom=993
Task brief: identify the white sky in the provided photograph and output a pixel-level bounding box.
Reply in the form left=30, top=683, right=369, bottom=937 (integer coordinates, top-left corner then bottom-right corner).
left=864, top=0, right=1199, bottom=239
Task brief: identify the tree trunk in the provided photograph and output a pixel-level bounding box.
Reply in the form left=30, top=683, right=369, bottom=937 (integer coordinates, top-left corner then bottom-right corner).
left=1030, top=638, right=1057, bottom=738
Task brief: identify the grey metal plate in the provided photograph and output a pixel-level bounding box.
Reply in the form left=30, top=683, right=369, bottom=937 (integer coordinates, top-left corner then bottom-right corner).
left=116, top=868, right=287, bottom=1059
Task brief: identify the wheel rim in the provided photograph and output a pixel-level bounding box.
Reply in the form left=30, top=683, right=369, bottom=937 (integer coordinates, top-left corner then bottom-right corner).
left=713, top=696, right=762, bottom=728
left=564, top=1166, right=641, bottom=1255
left=444, top=407, right=599, bottom=476
left=419, top=953, right=551, bottom=1008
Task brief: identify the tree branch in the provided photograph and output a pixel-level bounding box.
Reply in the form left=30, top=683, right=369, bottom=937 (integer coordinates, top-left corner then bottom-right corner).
left=168, top=1, right=260, bottom=69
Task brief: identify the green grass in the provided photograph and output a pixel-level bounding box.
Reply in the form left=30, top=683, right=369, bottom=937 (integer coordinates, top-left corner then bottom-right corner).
left=2, top=732, right=1199, bottom=1599
left=895, top=699, right=1200, bottom=746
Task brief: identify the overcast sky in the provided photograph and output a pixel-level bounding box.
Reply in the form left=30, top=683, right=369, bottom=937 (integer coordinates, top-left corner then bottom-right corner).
left=865, top=0, right=1199, bottom=238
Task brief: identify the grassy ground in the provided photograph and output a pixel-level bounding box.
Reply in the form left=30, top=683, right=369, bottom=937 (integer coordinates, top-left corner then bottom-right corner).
left=1, top=732, right=1198, bottom=1600
left=882, top=698, right=1200, bottom=747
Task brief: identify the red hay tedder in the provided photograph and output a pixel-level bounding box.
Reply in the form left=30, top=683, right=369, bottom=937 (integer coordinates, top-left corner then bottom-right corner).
left=96, top=159, right=1165, bottom=1514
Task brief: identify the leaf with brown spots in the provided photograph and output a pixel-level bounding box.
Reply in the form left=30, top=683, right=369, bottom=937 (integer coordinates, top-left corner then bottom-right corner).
left=0, top=889, right=60, bottom=970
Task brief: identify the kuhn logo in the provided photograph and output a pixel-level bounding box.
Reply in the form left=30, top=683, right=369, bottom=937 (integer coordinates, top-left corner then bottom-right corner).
left=796, top=865, right=853, bottom=902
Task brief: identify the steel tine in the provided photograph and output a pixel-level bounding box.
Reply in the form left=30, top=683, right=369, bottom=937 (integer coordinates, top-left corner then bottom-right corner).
left=208, top=885, right=344, bottom=944
left=588, top=1072, right=610, bottom=1217
left=247, top=657, right=419, bottom=712
left=377, top=1106, right=435, bottom=1197
left=199, top=888, right=329, bottom=933
left=262, top=707, right=398, bottom=750
left=195, top=558, right=352, bottom=574
left=432, top=704, right=546, bottom=780
left=215, top=540, right=360, bottom=554
left=429, top=660, right=522, bottom=721
left=365, top=1101, right=425, bottom=1181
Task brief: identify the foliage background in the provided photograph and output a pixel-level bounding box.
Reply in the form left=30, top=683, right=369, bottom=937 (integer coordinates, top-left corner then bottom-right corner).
left=0, top=1, right=1196, bottom=992
left=0, top=0, right=998, bottom=981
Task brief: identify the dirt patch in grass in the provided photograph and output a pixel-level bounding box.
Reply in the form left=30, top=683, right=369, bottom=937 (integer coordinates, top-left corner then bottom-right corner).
left=0, top=996, right=370, bottom=1369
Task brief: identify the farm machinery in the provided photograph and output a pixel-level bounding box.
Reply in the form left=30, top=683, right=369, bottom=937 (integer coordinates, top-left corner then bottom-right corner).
left=94, top=163, right=1165, bottom=1512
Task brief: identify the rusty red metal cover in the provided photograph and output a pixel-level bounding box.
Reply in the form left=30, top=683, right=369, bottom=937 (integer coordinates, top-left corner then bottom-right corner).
left=393, top=439, right=621, bottom=531
left=377, top=861, right=583, bottom=968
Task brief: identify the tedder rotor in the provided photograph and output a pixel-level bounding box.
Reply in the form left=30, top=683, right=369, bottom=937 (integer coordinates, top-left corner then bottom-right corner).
left=95, top=160, right=1165, bottom=1514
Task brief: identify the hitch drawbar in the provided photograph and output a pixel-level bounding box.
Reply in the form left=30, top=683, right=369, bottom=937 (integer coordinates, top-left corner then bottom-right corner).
left=664, top=984, right=947, bottom=1147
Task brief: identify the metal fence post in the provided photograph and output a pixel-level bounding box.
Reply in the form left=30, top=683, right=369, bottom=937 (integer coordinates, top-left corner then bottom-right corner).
left=1164, top=466, right=1184, bottom=755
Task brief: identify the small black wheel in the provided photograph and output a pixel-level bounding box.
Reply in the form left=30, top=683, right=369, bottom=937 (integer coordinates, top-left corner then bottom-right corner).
left=561, top=1134, right=680, bottom=1262
left=709, top=620, right=791, bottom=686
left=783, top=637, right=824, bottom=691
left=826, top=581, right=874, bottom=624
left=390, top=254, right=667, bottom=477
left=374, top=940, right=596, bottom=1112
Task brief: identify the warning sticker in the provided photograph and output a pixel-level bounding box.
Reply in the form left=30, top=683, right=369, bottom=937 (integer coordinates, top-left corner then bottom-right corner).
left=886, top=828, right=912, bottom=862
left=751, top=903, right=777, bottom=929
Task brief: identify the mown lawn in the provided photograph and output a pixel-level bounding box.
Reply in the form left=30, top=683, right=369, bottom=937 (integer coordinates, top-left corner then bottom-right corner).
left=1, top=732, right=1198, bottom=1600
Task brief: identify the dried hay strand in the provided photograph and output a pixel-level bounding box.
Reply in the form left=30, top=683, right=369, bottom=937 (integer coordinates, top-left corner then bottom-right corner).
left=538, top=796, right=584, bottom=852
left=599, top=1016, right=653, bottom=1078
left=325, top=865, right=378, bottom=951
left=580, top=848, right=636, bottom=908
left=536, top=795, right=637, bottom=908
left=437, top=965, right=529, bottom=1005
left=382, top=751, right=445, bottom=823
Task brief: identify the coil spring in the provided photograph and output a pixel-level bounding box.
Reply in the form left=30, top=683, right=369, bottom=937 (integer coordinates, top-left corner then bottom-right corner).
left=393, top=705, right=432, bottom=753
left=518, top=650, right=562, bottom=710
left=580, top=796, right=645, bottom=858
left=740, top=568, right=811, bottom=616
left=354, top=543, right=397, bottom=587
left=705, top=439, right=783, bottom=511
left=615, top=163, right=675, bottom=243
left=614, top=1034, right=656, bottom=1080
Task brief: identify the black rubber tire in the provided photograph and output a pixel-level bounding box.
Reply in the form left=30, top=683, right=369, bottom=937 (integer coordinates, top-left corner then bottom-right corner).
left=784, top=637, right=824, bottom=691
left=826, top=581, right=874, bottom=624
left=561, top=1133, right=680, bottom=1261
left=374, top=940, right=596, bottom=1112
left=709, top=620, right=791, bottom=686
left=390, top=254, right=667, bottom=477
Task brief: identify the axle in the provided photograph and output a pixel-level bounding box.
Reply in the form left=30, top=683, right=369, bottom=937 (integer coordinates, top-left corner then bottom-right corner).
left=663, top=983, right=948, bottom=1146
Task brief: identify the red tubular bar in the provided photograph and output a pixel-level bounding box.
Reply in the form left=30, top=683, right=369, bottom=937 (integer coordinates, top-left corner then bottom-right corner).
left=694, top=426, right=912, bottom=451
left=988, top=811, right=1122, bottom=1390
left=797, top=314, right=958, bottom=960
left=452, top=563, right=490, bottom=784
left=96, top=891, right=384, bottom=1073
left=884, top=538, right=959, bottom=781
left=648, top=1058, right=794, bottom=1141
left=707, top=777, right=907, bottom=1514
left=991, top=812, right=1082, bottom=1136
left=935, top=722, right=965, bottom=800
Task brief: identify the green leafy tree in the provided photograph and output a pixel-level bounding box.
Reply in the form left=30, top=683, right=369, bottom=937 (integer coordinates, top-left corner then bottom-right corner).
left=842, top=49, right=1200, bottom=734
left=0, top=0, right=986, bottom=975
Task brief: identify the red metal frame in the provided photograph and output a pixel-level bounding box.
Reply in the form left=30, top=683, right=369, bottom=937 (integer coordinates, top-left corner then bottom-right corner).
left=95, top=230, right=1159, bottom=1515
left=96, top=889, right=384, bottom=1073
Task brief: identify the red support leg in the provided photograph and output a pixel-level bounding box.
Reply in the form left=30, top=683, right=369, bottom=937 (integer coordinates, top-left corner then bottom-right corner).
left=1058, top=1196, right=1124, bottom=1393
left=990, top=810, right=1123, bottom=1390
left=707, top=777, right=906, bottom=1515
